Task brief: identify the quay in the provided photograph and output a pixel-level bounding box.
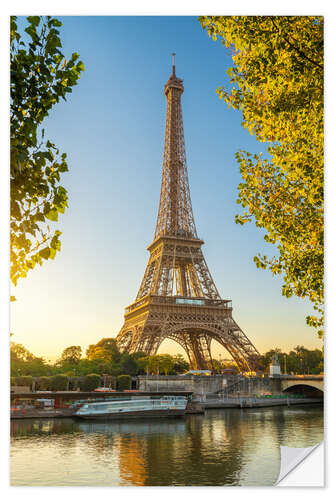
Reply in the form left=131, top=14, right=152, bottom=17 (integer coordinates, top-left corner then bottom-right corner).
left=10, top=373, right=324, bottom=419
left=10, top=390, right=204, bottom=419
left=10, top=386, right=322, bottom=419
left=11, top=396, right=322, bottom=419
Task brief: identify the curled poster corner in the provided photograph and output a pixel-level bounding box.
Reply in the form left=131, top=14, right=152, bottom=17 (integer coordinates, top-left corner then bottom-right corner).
left=276, top=442, right=324, bottom=486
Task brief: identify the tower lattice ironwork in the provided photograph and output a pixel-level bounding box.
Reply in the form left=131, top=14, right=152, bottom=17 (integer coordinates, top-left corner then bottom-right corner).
left=116, top=56, right=261, bottom=371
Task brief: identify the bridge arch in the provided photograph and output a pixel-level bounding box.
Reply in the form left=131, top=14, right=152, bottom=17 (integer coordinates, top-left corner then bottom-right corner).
left=282, top=382, right=323, bottom=398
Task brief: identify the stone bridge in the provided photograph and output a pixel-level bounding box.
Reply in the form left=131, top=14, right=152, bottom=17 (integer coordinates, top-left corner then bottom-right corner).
left=279, top=375, right=324, bottom=396
left=137, top=374, right=324, bottom=397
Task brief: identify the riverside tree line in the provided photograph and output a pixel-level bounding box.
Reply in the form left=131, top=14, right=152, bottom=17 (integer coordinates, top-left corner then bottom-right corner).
left=11, top=337, right=323, bottom=383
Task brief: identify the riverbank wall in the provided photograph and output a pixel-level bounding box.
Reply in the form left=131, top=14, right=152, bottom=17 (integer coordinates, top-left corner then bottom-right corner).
left=137, top=374, right=274, bottom=396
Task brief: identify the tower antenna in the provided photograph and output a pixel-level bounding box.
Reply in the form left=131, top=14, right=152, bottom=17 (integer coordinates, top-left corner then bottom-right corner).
left=172, top=52, right=176, bottom=75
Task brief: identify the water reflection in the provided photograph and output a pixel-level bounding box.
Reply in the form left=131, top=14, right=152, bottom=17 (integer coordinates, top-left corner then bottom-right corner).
left=11, top=418, right=78, bottom=437
left=79, top=419, right=187, bottom=436
left=11, top=405, right=323, bottom=486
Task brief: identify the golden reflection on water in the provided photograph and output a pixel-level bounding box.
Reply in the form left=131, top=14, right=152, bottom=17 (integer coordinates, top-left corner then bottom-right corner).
left=10, top=406, right=324, bottom=486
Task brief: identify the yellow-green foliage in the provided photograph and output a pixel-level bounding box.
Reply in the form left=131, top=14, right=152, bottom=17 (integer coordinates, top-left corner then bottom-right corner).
left=10, top=16, right=84, bottom=287
left=200, top=16, right=323, bottom=337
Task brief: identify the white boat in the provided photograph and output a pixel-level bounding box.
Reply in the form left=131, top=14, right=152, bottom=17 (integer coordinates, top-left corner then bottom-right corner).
left=75, top=396, right=187, bottom=420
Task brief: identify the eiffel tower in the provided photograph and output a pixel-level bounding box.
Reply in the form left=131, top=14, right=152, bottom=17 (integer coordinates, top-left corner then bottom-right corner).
left=117, top=55, right=261, bottom=372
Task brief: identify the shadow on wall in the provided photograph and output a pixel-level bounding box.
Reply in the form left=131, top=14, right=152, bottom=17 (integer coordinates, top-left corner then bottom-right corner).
left=283, top=384, right=323, bottom=398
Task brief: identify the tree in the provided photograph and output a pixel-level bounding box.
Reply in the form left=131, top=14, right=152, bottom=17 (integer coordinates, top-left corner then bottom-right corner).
left=304, top=348, right=323, bottom=374
left=261, top=346, right=323, bottom=374
left=131, top=351, right=148, bottom=361
left=211, top=359, right=222, bottom=373
left=199, top=16, right=324, bottom=338
left=14, top=375, right=33, bottom=388
left=86, top=338, right=121, bottom=363
left=117, top=374, right=131, bottom=391
left=158, top=354, right=174, bottom=375
left=132, top=353, right=189, bottom=375
left=10, top=16, right=84, bottom=289
left=10, top=342, right=48, bottom=376
left=288, top=345, right=323, bottom=374
left=110, top=362, right=123, bottom=377
left=79, top=374, right=101, bottom=391
left=36, top=376, right=51, bottom=390
left=120, top=353, right=138, bottom=376
left=136, top=356, right=149, bottom=374
left=50, top=374, right=68, bottom=391
left=11, top=342, right=34, bottom=363
left=147, top=355, right=160, bottom=375
left=60, top=346, right=82, bottom=365
left=172, top=354, right=190, bottom=374
left=73, top=358, right=97, bottom=376
left=68, top=376, right=80, bottom=391
left=73, top=358, right=112, bottom=376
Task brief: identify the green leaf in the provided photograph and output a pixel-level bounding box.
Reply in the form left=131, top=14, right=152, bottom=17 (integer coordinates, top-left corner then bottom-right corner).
left=27, top=16, right=40, bottom=26
left=49, top=247, right=57, bottom=259
left=45, top=209, right=58, bottom=221
left=77, top=61, right=85, bottom=71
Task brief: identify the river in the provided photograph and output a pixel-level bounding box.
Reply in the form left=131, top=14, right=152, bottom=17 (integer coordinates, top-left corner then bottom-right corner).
left=10, top=404, right=323, bottom=486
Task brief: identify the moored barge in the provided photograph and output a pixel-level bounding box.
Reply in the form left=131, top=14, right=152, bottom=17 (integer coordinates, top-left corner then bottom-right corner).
left=75, top=396, right=187, bottom=420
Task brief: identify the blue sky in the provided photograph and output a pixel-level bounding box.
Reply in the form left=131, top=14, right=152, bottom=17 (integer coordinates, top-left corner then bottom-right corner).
left=10, top=16, right=322, bottom=361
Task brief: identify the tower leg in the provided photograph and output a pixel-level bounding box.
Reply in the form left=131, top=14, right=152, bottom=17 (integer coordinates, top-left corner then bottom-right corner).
left=184, top=332, right=213, bottom=370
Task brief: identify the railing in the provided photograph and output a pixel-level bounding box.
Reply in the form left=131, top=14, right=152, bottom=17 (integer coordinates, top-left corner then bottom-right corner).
left=217, top=374, right=244, bottom=397
left=125, top=295, right=233, bottom=314
left=125, top=297, right=149, bottom=314
left=150, top=295, right=231, bottom=308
